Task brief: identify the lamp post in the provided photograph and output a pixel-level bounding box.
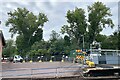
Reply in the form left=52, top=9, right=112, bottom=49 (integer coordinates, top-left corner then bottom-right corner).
left=83, top=35, right=84, bottom=49
left=118, top=25, right=120, bottom=32
left=118, top=25, right=120, bottom=50
left=81, top=35, right=85, bottom=49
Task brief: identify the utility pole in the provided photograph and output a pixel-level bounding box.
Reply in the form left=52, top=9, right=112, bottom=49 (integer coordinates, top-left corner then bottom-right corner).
left=83, top=35, right=84, bottom=49
left=118, top=25, right=120, bottom=32
left=118, top=25, right=120, bottom=50
left=81, top=35, right=85, bottom=49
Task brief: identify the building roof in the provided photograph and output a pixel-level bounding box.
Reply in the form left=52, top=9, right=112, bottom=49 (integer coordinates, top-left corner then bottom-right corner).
left=0, top=30, right=5, bottom=46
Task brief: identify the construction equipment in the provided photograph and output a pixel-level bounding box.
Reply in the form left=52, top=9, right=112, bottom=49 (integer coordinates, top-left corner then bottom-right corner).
left=86, top=60, right=95, bottom=67
left=69, top=50, right=86, bottom=64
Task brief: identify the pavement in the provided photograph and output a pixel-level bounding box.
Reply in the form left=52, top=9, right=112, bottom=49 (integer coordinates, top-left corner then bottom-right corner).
left=2, top=62, right=83, bottom=78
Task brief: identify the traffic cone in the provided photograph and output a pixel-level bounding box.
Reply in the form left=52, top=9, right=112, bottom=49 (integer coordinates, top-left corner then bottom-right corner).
left=61, top=60, right=64, bottom=62
left=39, top=60, right=42, bottom=62
left=50, top=60, right=52, bottom=62
left=30, top=60, right=33, bottom=63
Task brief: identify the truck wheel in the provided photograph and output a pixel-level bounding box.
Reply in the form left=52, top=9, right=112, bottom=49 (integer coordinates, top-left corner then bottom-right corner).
left=20, top=59, right=23, bottom=63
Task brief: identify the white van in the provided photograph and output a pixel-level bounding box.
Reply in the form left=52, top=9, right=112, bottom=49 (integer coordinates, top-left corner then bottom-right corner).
left=13, top=55, right=23, bottom=63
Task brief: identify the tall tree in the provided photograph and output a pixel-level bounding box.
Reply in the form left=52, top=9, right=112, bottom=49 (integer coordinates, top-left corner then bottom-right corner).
left=49, top=30, right=64, bottom=54
left=6, top=8, right=48, bottom=54
left=50, top=30, right=60, bottom=43
left=61, top=8, right=87, bottom=48
left=28, top=40, right=51, bottom=58
left=101, top=32, right=118, bottom=49
left=88, top=2, right=114, bottom=44
left=64, top=35, right=71, bottom=47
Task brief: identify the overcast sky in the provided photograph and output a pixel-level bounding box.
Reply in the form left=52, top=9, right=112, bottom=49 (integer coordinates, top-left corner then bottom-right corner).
left=0, top=0, right=119, bottom=41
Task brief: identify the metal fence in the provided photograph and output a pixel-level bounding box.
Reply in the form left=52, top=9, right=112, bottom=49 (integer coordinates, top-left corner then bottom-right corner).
left=90, top=50, right=120, bottom=64
left=1, top=65, right=83, bottom=78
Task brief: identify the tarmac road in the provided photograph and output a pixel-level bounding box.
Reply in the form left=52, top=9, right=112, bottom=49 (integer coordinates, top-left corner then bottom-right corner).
left=2, top=62, right=83, bottom=78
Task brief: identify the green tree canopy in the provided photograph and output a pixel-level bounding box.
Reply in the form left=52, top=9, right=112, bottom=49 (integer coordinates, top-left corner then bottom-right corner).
left=50, top=30, right=60, bottom=43
left=61, top=8, right=87, bottom=48
left=6, top=8, right=48, bottom=54
left=64, top=35, right=71, bottom=47
left=2, top=39, right=17, bottom=57
left=28, top=40, right=50, bottom=57
left=88, top=2, right=114, bottom=43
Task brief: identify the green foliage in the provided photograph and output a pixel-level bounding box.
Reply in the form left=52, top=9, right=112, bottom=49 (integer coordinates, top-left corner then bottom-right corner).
left=2, top=39, right=17, bottom=57
left=61, top=7, right=87, bottom=48
left=33, top=28, right=43, bottom=42
left=88, top=2, right=114, bottom=43
left=50, top=30, right=60, bottom=43
left=95, top=34, right=107, bottom=42
left=64, top=35, right=71, bottom=46
left=6, top=8, right=48, bottom=53
left=50, top=38, right=64, bottom=53
left=49, top=31, right=64, bottom=54
left=107, top=32, right=118, bottom=49
left=61, top=2, right=115, bottom=49
left=28, top=40, right=50, bottom=57
left=6, top=8, right=48, bottom=37
left=95, top=32, right=118, bottom=49
left=31, top=40, right=50, bottom=51
left=16, top=35, right=25, bottom=53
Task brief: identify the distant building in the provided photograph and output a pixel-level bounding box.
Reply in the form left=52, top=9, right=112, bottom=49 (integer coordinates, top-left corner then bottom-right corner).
left=0, top=21, right=5, bottom=79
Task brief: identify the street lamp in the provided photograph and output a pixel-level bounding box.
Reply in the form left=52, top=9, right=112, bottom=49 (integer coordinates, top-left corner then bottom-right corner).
left=81, top=35, right=85, bottom=49
left=118, top=25, right=120, bottom=32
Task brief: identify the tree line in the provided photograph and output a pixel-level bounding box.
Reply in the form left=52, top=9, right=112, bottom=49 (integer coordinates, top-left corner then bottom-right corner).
left=2, top=2, right=120, bottom=58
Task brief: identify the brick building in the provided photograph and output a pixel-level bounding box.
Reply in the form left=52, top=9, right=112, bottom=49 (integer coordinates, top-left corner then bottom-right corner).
left=0, top=30, right=5, bottom=57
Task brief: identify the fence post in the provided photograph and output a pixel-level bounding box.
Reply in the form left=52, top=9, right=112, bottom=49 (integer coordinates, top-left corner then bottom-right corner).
left=56, top=67, right=58, bottom=78
left=31, top=69, right=32, bottom=80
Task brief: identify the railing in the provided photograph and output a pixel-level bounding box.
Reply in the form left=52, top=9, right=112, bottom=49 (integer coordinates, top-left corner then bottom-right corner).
left=1, top=66, right=83, bottom=78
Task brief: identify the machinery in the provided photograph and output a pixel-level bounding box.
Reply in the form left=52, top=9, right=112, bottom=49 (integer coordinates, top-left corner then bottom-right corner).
left=86, top=60, right=95, bottom=67
left=69, top=50, right=85, bottom=63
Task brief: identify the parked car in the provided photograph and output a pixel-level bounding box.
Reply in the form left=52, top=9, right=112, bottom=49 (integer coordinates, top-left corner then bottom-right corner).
left=9, top=55, right=23, bottom=63
left=13, top=55, right=23, bottom=63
